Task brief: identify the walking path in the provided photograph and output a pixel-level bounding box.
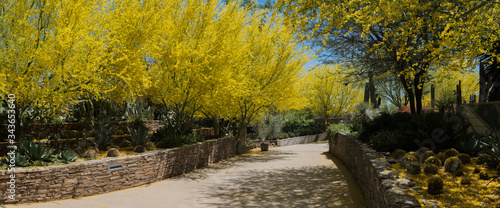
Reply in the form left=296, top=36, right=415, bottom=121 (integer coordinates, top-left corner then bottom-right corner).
left=4, top=142, right=365, bottom=208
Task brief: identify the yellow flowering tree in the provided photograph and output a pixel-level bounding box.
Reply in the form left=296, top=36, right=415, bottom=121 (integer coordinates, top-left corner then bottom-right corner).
left=302, top=64, right=363, bottom=129
left=277, top=0, right=500, bottom=114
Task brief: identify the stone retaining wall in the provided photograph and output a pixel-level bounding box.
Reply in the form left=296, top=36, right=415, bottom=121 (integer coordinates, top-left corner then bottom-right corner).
left=277, top=133, right=327, bottom=147
left=0, top=137, right=235, bottom=205
left=329, top=133, right=424, bottom=208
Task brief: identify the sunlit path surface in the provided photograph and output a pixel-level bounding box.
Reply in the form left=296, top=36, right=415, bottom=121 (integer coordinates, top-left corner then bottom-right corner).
left=4, top=143, right=365, bottom=208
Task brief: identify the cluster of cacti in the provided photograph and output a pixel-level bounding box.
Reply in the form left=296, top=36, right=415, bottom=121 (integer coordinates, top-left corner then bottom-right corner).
left=423, top=163, right=439, bottom=175
left=406, top=163, right=421, bottom=175
left=427, top=176, right=444, bottom=195
left=420, top=151, right=435, bottom=164
left=400, top=153, right=419, bottom=169
left=391, top=149, right=407, bottom=160
left=436, top=152, right=448, bottom=165
left=457, top=153, right=471, bottom=164
left=444, top=157, right=462, bottom=173
left=424, top=156, right=441, bottom=167
left=444, top=148, right=459, bottom=158
left=406, top=151, right=420, bottom=162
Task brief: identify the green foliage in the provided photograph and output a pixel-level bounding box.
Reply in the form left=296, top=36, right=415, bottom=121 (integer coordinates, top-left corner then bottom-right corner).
left=391, top=149, right=407, bottom=160
left=444, top=148, right=459, bottom=158
left=406, top=163, right=421, bottom=175
left=126, top=120, right=150, bottom=147
left=4, top=152, right=29, bottom=167
left=424, top=156, right=442, bottom=167
left=92, top=123, right=116, bottom=151
left=427, top=176, right=444, bottom=195
left=378, top=104, right=398, bottom=115
left=255, top=114, right=283, bottom=141
left=400, top=154, right=419, bottom=169
left=153, top=127, right=203, bottom=149
left=58, top=150, right=78, bottom=164
left=368, top=130, right=399, bottom=152
left=359, top=111, right=470, bottom=152
left=444, top=157, right=462, bottom=173
left=20, top=141, right=56, bottom=162
left=420, top=151, right=435, bottom=164
left=126, top=100, right=153, bottom=121
left=423, top=163, right=439, bottom=175
left=349, top=122, right=361, bottom=132
left=457, top=153, right=471, bottom=164
left=281, top=109, right=323, bottom=136
left=327, top=123, right=351, bottom=136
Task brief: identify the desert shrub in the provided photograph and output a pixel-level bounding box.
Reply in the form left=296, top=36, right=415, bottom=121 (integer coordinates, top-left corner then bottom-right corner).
left=391, top=149, right=407, bottom=160
left=406, top=163, right=421, bottom=175
left=427, top=176, right=444, bottom=195
left=400, top=154, right=419, bottom=169
left=444, top=148, right=459, bottom=158
left=444, top=157, right=462, bottom=173
left=457, top=153, right=471, bottom=164
left=424, top=156, right=442, bottom=167
left=420, top=151, right=435, bottom=164
left=423, top=163, right=439, bottom=175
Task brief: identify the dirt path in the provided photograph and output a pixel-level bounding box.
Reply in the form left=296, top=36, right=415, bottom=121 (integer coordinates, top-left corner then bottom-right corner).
left=4, top=142, right=365, bottom=208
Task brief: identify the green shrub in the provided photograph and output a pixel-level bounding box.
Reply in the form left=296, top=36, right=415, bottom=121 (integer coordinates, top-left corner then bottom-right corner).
left=406, top=163, right=421, bottom=175
left=424, top=156, right=442, bottom=167
left=444, top=157, right=462, bottom=173
left=457, top=153, right=471, bottom=164
left=423, top=163, right=439, bottom=175
left=444, top=148, right=459, bottom=158
left=58, top=150, right=78, bottom=164
left=427, top=176, right=444, bottom=195
left=400, top=154, right=419, bottom=169
left=349, top=122, right=362, bottom=132
left=391, top=149, right=407, bottom=160
left=420, top=151, right=435, bottom=164
left=327, top=123, right=351, bottom=136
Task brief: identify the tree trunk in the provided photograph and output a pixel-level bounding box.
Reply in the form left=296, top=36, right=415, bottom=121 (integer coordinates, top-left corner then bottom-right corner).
left=235, top=119, right=249, bottom=154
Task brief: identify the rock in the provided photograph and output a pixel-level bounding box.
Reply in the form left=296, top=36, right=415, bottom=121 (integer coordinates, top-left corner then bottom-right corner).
left=396, top=178, right=415, bottom=188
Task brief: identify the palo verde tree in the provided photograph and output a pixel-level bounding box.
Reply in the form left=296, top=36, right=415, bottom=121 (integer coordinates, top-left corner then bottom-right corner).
left=302, top=64, right=363, bottom=130
left=278, top=0, right=500, bottom=114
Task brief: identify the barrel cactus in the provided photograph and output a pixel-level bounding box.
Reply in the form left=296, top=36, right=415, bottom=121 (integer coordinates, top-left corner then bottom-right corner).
left=107, top=148, right=120, bottom=157
left=400, top=154, right=419, bottom=169
left=476, top=154, right=490, bottom=165
left=436, top=152, right=448, bottom=164
left=420, top=151, right=435, bottom=164
left=406, top=152, right=420, bottom=162
left=406, top=163, right=421, bottom=175
left=417, top=147, right=432, bottom=156
left=427, top=176, right=444, bottom=195
left=423, top=163, right=439, bottom=175
left=134, top=145, right=146, bottom=153
left=391, top=149, right=407, bottom=160
left=444, top=157, right=462, bottom=173
left=479, top=171, right=489, bottom=180
left=84, top=149, right=98, bottom=159
left=457, top=153, right=471, bottom=164
left=445, top=148, right=459, bottom=158
left=424, top=156, right=442, bottom=167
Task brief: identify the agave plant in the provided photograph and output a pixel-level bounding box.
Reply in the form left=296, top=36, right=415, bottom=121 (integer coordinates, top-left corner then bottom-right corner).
left=126, top=120, right=150, bottom=147
left=92, top=123, right=116, bottom=151
left=19, top=141, right=56, bottom=162
left=4, top=152, right=29, bottom=167
left=58, top=150, right=78, bottom=164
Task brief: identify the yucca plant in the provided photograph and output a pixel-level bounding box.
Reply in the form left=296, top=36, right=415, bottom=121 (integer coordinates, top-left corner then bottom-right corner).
left=58, top=150, right=78, bottom=164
